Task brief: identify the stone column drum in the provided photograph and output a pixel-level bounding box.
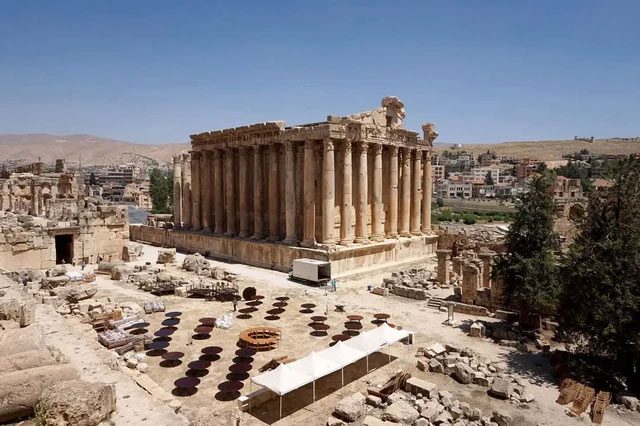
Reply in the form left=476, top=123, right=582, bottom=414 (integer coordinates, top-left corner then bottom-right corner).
left=201, top=151, right=212, bottom=232
left=225, top=148, right=237, bottom=236
left=322, top=139, right=335, bottom=246
left=410, top=149, right=422, bottom=235
left=268, top=144, right=280, bottom=241
left=191, top=151, right=202, bottom=231
left=355, top=142, right=369, bottom=244
left=172, top=155, right=182, bottom=228
left=213, top=149, right=225, bottom=234
left=387, top=146, right=399, bottom=238
left=238, top=147, right=250, bottom=238
left=399, top=148, right=411, bottom=237
left=422, top=151, right=432, bottom=234
left=284, top=143, right=298, bottom=245
left=371, top=143, right=384, bottom=242
left=301, top=140, right=316, bottom=247
left=182, top=153, right=192, bottom=229
left=340, top=140, right=353, bottom=245
left=479, top=250, right=496, bottom=288
left=252, top=145, right=264, bottom=239
left=436, top=249, right=452, bottom=286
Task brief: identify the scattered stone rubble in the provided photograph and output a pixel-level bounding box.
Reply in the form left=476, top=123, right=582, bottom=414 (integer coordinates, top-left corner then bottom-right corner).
left=417, top=343, right=535, bottom=405
left=0, top=300, right=115, bottom=424
left=327, top=372, right=526, bottom=425
left=378, top=267, right=440, bottom=301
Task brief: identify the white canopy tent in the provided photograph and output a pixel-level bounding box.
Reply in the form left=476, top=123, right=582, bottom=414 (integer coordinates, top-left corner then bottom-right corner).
left=249, top=323, right=411, bottom=419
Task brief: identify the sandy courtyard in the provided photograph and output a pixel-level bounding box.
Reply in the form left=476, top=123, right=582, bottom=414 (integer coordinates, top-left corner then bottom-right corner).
left=34, top=243, right=639, bottom=426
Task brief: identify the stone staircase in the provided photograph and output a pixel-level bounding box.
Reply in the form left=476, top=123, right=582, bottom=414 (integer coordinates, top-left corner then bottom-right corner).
left=427, top=297, right=445, bottom=310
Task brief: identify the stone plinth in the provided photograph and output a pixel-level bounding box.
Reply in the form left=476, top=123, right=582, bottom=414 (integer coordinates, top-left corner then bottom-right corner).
left=461, top=260, right=482, bottom=304
left=130, top=225, right=437, bottom=278
left=435, top=249, right=452, bottom=286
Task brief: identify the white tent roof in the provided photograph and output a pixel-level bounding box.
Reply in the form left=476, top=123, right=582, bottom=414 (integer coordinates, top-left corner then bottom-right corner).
left=316, top=341, right=364, bottom=366
left=251, top=323, right=411, bottom=396
left=251, top=364, right=314, bottom=396
left=287, top=350, right=342, bottom=379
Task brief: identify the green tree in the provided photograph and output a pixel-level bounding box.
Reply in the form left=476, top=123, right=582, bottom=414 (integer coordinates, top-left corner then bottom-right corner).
left=149, top=168, right=173, bottom=213
left=493, top=172, right=560, bottom=321
left=558, top=157, right=640, bottom=384
left=484, top=171, right=495, bottom=186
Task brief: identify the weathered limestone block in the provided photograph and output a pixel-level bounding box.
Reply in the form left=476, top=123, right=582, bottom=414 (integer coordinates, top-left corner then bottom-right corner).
left=489, top=378, right=512, bottom=399
left=0, top=324, right=45, bottom=357
left=0, top=297, right=36, bottom=327
left=0, top=364, right=78, bottom=423
left=452, top=362, right=474, bottom=384
left=333, top=392, right=366, bottom=422
left=0, top=349, right=58, bottom=373
left=156, top=248, right=176, bottom=264
left=111, top=265, right=133, bottom=281
left=97, top=261, right=125, bottom=273
left=382, top=400, right=419, bottom=424
left=405, top=377, right=438, bottom=399
left=181, top=253, right=209, bottom=273
left=41, top=275, right=70, bottom=289
left=51, top=285, right=98, bottom=302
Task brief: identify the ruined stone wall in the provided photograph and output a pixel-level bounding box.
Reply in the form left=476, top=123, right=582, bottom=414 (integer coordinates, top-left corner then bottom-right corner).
left=0, top=205, right=128, bottom=270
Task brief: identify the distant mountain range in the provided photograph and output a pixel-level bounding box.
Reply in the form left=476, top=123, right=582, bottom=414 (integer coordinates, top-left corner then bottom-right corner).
left=0, top=133, right=638, bottom=166
left=0, top=133, right=188, bottom=166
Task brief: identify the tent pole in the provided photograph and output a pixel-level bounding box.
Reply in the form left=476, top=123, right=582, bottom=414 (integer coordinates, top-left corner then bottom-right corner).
left=388, top=344, right=391, bottom=363
left=313, top=380, right=316, bottom=402
left=341, top=368, right=344, bottom=387
left=366, top=355, right=369, bottom=373
left=279, top=395, right=282, bottom=420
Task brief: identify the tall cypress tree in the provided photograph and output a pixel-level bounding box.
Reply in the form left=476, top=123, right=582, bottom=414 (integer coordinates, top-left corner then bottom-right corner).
left=493, top=172, right=560, bottom=321
left=559, top=157, right=640, bottom=383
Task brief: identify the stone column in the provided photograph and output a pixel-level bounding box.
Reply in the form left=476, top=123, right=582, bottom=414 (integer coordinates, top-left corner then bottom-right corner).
left=479, top=250, right=496, bottom=288
left=283, top=143, right=298, bottom=245
left=268, top=144, right=280, bottom=241
left=225, top=148, right=237, bottom=236
left=172, top=155, right=182, bottom=228
left=191, top=151, right=202, bottom=231
left=339, top=140, right=353, bottom=245
left=462, top=261, right=482, bottom=303
left=436, top=249, right=452, bottom=286
left=452, top=257, right=465, bottom=280
left=321, top=139, right=336, bottom=246
left=251, top=145, right=264, bottom=239
left=399, top=148, right=411, bottom=237
left=411, top=149, right=422, bottom=235
left=238, top=147, right=250, bottom=238
left=421, top=151, right=433, bottom=234
left=213, top=149, right=225, bottom=234
left=355, top=142, right=369, bottom=244
left=182, top=153, right=192, bottom=229
left=301, top=140, right=316, bottom=247
left=371, top=144, right=384, bottom=242
left=387, top=146, right=399, bottom=238
left=201, top=151, right=213, bottom=232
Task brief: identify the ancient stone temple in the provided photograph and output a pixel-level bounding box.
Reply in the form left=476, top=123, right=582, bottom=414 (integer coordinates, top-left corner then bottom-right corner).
left=131, top=97, right=438, bottom=277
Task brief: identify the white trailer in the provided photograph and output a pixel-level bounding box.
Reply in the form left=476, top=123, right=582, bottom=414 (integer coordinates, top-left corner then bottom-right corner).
left=290, top=258, right=331, bottom=285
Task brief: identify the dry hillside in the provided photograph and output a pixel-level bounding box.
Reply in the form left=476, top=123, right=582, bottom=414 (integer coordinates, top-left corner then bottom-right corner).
left=434, top=138, right=640, bottom=161
left=0, top=134, right=188, bottom=166
left=1, top=134, right=639, bottom=166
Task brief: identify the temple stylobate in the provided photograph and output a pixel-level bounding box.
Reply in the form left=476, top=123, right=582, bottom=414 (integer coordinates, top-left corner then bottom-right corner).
left=166, top=97, right=438, bottom=277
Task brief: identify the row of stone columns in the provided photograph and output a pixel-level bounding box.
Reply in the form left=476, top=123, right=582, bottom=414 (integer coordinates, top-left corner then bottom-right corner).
left=177, top=140, right=432, bottom=248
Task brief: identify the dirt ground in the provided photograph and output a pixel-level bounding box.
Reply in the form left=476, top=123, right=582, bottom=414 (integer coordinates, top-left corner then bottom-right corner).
left=31, top=243, right=640, bottom=426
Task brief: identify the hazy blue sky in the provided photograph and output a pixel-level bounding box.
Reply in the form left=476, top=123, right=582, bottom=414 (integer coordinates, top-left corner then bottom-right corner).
left=1, top=1, right=638, bottom=144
